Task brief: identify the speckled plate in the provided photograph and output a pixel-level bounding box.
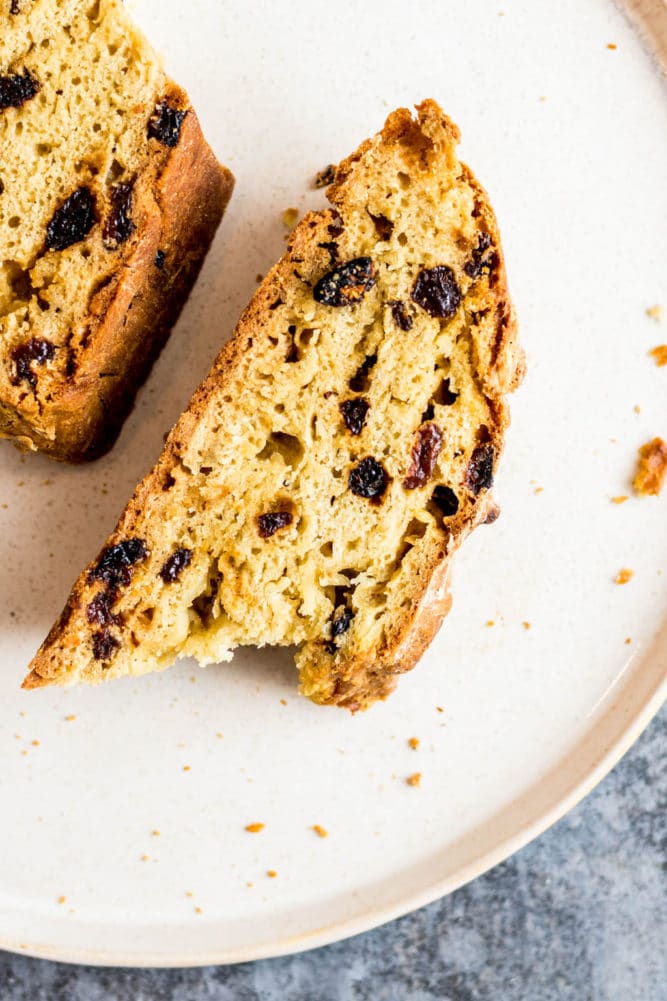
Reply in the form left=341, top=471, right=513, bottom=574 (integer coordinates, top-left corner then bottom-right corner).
left=1, top=0, right=666, bottom=968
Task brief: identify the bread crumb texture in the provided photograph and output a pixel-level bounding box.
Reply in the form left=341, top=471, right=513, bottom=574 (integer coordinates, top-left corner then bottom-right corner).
left=649, top=345, right=667, bottom=367
left=0, top=0, right=232, bottom=460
left=614, top=568, right=634, bottom=585
left=633, top=438, right=667, bottom=496
left=646, top=304, right=663, bottom=322
left=25, top=100, right=523, bottom=710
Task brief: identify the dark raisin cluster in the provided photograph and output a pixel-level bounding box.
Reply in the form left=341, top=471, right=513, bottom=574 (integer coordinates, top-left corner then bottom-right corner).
left=92, top=630, right=120, bottom=662
left=10, top=338, right=55, bottom=388
left=465, top=444, right=495, bottom=494
left=403, top=423, right=443, bottom=489
left=390, top=300, right=413, bottom=331
left=88, top=538, right=147, bottom=588
left=349, top=457, right=389, bottom=501
left=46, top=187, right=96, bottom=252
left=103, top=182, right=135, bottom=248
left=325, top=605, right=353, bottom=653
left=339, top=398, right=369, bottom=436
left=160, top=547, right=192, bottom=584
left=431, top=485, right=459, bottom=518
left=464, top=233, right=496, bottom=279
left=258, top=511, right=293, bottom=538
left=86, top=590, right=123, bottom=627
left=0, top=69, right=39, bottom=110
left=412, top=266, right=461, bottom=319
left=314, top=258, right=377, bottom=307
left=154, top=249, right=166, bottom=270
left=148, top=100, right=186, bottom=148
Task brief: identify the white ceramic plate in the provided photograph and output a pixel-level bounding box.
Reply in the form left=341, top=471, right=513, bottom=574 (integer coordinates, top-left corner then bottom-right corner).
left=1, top=0, right=666, bottom=967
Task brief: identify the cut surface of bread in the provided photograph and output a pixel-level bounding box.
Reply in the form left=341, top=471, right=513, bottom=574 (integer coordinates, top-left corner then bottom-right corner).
left=26, top=100, right=523, bottom=710
left=0, top=0, right=233, bottom=461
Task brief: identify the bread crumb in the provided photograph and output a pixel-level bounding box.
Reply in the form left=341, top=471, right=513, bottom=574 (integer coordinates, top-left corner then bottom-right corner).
left=151, top=830, right=160, bottom=837
left=64, top=714, right=76, bottom=721
left=194, top=906, right=203, bottom=914
left=634, top=405, right=641, bottom=414
left=246, top=881, right=254, bottom=888
left=267, top=869, right=278, bottom=879
left=282, top=207, right=299, bottom=230
left=522, top=621, right=531, bottom=631
left=406, top=772, right=422, bottom=787
left=312, top=824, right=328, bottom=838
left=436, top=706, right=444, bottom=714
left=314, top=164, right=336, bottom=189
left=408, top=737, right=420, bottom=750
left=614, top=568, right=634, bottom=585
left=185, top=891, right=193, bottom=897
left=57, top=895, right=66, bottom=905
left=611, top=495, right=629, bottom=504
left=646, top=304, right=663, bottom=322
left=31, top=739, right=39, bottom=747
left=141, top=854, right=150, bottom=862
left=255, top=274, right=263, bottom=283
left=245, top=822, right=265, bottom=833
left=633, top=438, right=667, bottom=496
left=607, top=42, right=617, bottom=49
left=649, top=345, right=667, bottom=366
left=534, top=486, right=544, bottom=495
left=280, top=698, right=287, bottom=706
left=624, top=637, right=632, bottom=645
left=216, top=732, right=223, bottom=739
left=486, top=619, right=495, bottom=627
left=189, top=675, right=196, bottom=683
left=182, top=765, right=191, bottom=772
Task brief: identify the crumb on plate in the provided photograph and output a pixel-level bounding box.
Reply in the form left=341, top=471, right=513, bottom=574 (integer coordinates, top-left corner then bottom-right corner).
left=408, top=737, right=420, bottom=750
left=611, top=495, right=629, bottom=504
left=282, top=207, right=299, bottom=230
left=633, top=437, right=667, bottom=496
left=649, top=345, right=667, bottom=366
left=406, top=772, right=422, bottom=787
left=646, top=304, right=663, bottom=322
left=614, top=568, right=634, bottom=585
left=245, top=822, right=265, bottom=834
left=312, top=824, right=328, bottom=838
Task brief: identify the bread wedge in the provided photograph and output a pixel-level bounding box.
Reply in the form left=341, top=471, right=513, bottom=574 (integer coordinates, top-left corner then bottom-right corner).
left=25, top=100, right=523, bottom=709
left=0, top=0, right=233, bottom=461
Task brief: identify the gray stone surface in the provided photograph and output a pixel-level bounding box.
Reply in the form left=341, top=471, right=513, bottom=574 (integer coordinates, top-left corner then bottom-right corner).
left=1, top=706, right=665, bottom=1001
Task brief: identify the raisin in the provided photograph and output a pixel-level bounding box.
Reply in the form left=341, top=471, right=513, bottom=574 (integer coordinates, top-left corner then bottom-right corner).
left=315, top=164, right=336, bottom=188
left=464, top=232, right=496, bottom=279
left=92, top=629, right=120, bottom=662
left=103, top=181, right=134, bottom=248
left=466, top=444, right=495, bottom=495
left=86, top=590, right=122, bottom=627
left=340, top=398, right=369, bottom=436
left=148, top=100, right=186, bottom=147
left=258, top=511, right=293, bottom=538
left=390, top=300, right=413, bottom=331
left=160, top=547, right=192, bottom=584
left=313, top=258, right=377, bottom=307
left=10, top=338, right=55, bottom=387
left=327, top=210, right=344, bottom=238
left=431, top=485, right=459, bottom=517
left=88, top=538, right=147, bottom=588
left=412, top=266, right=461, bottom=319
left=403, top=423, right=443, bottom=489
left=10, top=0, right=20, bottom=12
left=349, top=457, right=389, bottom=501
left=437, top=378, right=458, bottom=406
left=349, top=354, right=377, bottom=392
left=368, top=211, right=394, bottom=241
left=326, top=604, right=353, bottom=649
left=318, top=240, right=338, bottom=266
left=154, top=249, right=166, bottom=269
left=0, top=69, right=39, bottom=110
left=46, top=187, right=96, bottom=252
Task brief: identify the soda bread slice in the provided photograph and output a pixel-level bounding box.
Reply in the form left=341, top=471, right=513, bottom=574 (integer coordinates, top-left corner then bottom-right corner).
left=25, top=100, right=523, bottom=710
left=0, top=0, right=233, bottom=461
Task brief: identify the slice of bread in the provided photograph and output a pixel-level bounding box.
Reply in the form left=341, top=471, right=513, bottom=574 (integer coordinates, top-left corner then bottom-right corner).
left=25, top=100, right=523, bottom=710
left=0, top=0, right=233, bottom=461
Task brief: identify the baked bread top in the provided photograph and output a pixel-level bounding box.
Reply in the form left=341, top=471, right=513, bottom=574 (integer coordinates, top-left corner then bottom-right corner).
left=0, top=0, right=233, bottom=460
left=25, top=100, right=523, bottom=709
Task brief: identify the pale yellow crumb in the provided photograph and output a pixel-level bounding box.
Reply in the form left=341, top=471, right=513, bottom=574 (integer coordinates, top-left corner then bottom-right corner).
left=614, top=568, right=634, bottom=585
left=646, top=304, right=663, bottom=322
left=607, top=42, right=617, bottom=49
left=282, top=207, right=299, bottom=230
left=312, top=824, right=328, bottom=838
left=246, top=881, right=254, bottom=888
left=408, top=737, right=420, bottom=750
left=486, top=620, right=495, bottom=627
left=19, top=711, right=27, bottom=717
left=280, top=698, right=287, bottom=706
left=539, top=95, right=547, bottom=102
left=194, top=906, right=203, bottom=914
left=216, top=732, right=224, bottom=738
left=534, top=486, right=544, bottom=495
left=141, top=854, right=150, bottom=862
left=522, top=621, right=531, bottom=631
left=649, top=345, right=667, bottom=366
left=406, top=772, right=422, bottom=787
left=57, top=895, right=66, bottom=905
left=185, top=891, right=193, bottom=898
left=245, top=822, right=265, bottom=833
left=20, top=750, right=27, bottom=756
left=611, top=495, right=629, bottom=504
left=64, top=714, right=76, bottom=721
left=634, top=405, right=641, bottom=414
left=151, top=830, right=160, bottom=837
left=266, top=870, right=278, bottom=879
left=624, top=637, right=632, bottom=645
left=189, top=676, right=196, bottom=683
left=31, top=740, right=39, bottom=747
left=182, top=765, right=191, bottom=772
